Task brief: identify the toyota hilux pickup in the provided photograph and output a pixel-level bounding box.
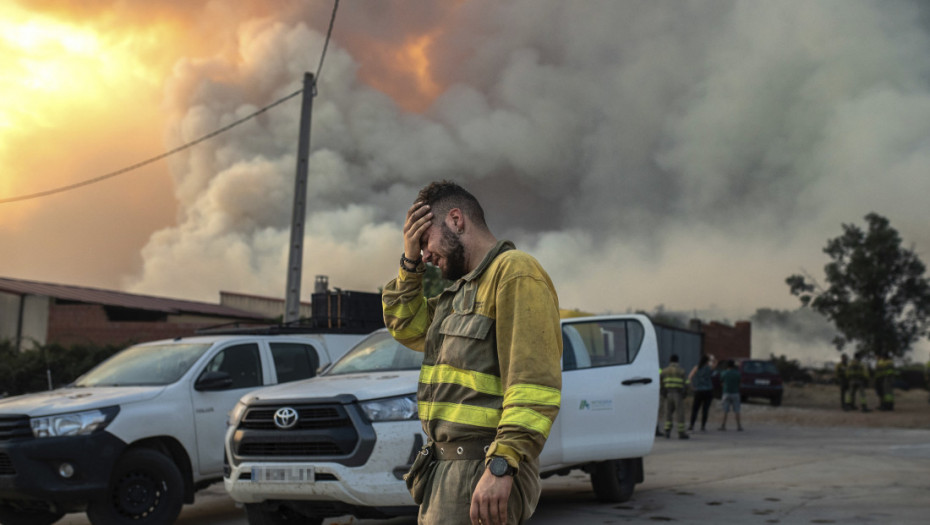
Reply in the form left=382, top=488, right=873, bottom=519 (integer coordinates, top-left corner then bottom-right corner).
left=0, top=330, right=368, bottom=525
left=224, top=314, right=660, bottom=524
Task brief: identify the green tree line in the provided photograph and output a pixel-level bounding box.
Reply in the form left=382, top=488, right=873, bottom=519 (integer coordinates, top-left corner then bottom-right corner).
left=0, top=340, right=122, bottom=397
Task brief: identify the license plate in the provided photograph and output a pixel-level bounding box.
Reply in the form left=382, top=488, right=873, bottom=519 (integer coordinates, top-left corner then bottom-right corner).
left=755, top=379, right=770, bottom=385
left=251, top=466, right=314, bottom=483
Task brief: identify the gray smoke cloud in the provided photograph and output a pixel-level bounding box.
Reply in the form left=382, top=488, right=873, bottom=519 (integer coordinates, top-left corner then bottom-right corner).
left=125, top=0, right=930, bottom=362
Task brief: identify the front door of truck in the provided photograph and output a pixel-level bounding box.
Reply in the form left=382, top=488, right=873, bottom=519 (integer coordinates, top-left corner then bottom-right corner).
left=546, top=315, right=660, bottom=464
left=192, top=343, right=264, bottom=476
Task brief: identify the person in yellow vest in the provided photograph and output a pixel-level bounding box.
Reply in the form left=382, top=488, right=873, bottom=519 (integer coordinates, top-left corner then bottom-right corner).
left=660, top=354, right=689, bottom=439
left=835, top=354, right=850, bottom=410
left=846, top=354, right=871, bottom=413
left=875, top=354, right=896, bottom=411
left=925, top=359, right=930, bottom=404
left=656, top=366, right=665, bottom=437
left=383, top=181, right=562, bottom=525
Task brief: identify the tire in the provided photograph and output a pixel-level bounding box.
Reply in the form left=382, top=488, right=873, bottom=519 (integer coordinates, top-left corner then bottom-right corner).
left=590, top=459, right=636, bottom=503
left=86, top=448, right=183, bottom=525
left=245, top=503, right=322, bottom=525
left=771, top=394, right=783, bottom=407
left=0, top=506, right=63, bottom=525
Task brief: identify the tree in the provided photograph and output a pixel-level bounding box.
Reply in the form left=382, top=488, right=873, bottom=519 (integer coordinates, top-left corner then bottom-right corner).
left=422, top=264, right=451, bottom=298
left=786, top=213, right=930, bottom=359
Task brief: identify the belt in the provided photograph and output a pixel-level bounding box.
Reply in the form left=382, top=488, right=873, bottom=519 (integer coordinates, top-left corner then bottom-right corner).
left=432, top=440, right=491, bottom=461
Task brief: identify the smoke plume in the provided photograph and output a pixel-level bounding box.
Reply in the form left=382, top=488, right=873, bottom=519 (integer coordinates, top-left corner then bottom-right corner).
left=115, top=1, right=930, bottom=361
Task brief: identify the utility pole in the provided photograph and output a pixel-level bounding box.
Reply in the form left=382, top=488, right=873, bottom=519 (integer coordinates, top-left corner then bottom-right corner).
left=284, top=73, right=316, bottom=324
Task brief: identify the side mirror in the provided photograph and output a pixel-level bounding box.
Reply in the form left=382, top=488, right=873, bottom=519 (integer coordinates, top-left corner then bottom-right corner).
left=195, top=371, right=233, bottom=391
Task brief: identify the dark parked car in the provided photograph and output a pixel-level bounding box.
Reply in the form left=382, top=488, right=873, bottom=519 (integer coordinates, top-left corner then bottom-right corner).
left=712, top=359, right=784, bottom=406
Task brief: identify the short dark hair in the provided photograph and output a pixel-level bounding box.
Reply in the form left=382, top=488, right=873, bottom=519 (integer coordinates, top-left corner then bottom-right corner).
left=416, top=180, right=487, bottom=229
left=669, top=354, right=679, bottom=363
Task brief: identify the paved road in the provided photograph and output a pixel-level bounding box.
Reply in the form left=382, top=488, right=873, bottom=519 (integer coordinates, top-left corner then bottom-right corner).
left=60, top=423, right=930, bottom=524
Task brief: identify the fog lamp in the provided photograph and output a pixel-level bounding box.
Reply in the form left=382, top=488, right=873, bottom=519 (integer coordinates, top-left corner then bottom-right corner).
left=58, top=463, right=75, bottom=478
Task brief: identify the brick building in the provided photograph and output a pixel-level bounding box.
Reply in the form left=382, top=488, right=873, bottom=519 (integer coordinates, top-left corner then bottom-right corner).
left=690, top=319, right=752, bottom=363
left=0, top=277, right=269, bottom=351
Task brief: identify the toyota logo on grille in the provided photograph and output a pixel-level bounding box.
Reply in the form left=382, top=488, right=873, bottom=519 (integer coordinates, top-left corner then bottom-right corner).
left=273, top=407, right=299, bottom=429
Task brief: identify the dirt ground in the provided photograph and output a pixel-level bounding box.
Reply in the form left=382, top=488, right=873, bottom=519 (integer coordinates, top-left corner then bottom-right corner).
left=734, top=382, right=930, bottom=429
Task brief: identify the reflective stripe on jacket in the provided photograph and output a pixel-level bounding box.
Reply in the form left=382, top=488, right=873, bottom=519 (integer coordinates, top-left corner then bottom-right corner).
left=382, top=240, right=562, bottom=469
left=847, top=360, right=867, bottom=381
left=661, top=362, right=686, bottom=391
left=875, top=358, right=895, bottom=378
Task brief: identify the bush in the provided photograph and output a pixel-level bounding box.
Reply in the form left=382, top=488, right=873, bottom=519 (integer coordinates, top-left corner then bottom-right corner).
left=0, top=341, right=122, bottom=397
left=770, top=353, right=813, bottom=383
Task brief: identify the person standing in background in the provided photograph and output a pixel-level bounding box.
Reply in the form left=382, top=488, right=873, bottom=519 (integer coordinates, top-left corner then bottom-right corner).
left=718, top=360, right=743, bottom=431
left=660, top=354, right=689, bottom=439
left=687, top=355, right=714, bottom=432
left=836, top=354, right=850, bottom=410
left=846, top=354, right=870, bottom=413
left=875, top=354, right=896, bottom=411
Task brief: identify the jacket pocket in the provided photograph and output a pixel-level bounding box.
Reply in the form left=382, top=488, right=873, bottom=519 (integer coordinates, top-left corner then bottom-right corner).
left=439, top=312, right=493, bottom=340
left=438, top=313, right=495, bottom=369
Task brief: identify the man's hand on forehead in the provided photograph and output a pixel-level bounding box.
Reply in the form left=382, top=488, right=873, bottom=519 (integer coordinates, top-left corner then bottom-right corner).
left=404, top=201, right=432, bottom=263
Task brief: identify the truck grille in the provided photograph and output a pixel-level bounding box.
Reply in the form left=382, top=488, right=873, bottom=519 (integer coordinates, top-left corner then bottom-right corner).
left=0, top=453, right=14, bottom=475
left=231, top=400, right=376, bottom=467
left=0, top=416, right=31, bottom=441
left=240, top=406, right=346, bottom=430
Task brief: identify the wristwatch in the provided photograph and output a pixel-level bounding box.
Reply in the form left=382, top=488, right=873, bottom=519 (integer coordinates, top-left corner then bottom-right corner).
left=488, top=456, right=515, bottom=477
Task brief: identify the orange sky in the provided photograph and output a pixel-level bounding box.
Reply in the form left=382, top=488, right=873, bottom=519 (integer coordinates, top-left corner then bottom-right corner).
left=0, top=0, right=444, bottom=287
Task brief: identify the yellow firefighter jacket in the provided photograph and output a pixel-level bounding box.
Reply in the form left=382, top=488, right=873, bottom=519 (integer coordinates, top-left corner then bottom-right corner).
left=382, top=240, right=562, bottom=471
left=660, top=362, right=687, bottom=396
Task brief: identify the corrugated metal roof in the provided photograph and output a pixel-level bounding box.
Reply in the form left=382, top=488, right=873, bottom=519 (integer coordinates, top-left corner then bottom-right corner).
left=0, top=276, right=266, bottom=320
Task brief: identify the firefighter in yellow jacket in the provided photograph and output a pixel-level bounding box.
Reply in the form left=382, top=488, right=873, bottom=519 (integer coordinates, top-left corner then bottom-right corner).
left=660, top=354, right=689, bottom=439
left=875, top=354, right=896, bottom=411
left=383, top=181, right=562, bottom=525
left=846, top=354, right=871, bottom=413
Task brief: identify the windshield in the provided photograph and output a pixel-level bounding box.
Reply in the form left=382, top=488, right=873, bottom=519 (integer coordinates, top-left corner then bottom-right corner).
left=325, top=331, right=423, bottom=375
left=75, top=343, right=213, bottom=387
left=743, top=361, right=779, bottom=375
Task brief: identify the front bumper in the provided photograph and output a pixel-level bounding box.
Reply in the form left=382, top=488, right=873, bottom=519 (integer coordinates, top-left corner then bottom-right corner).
left=0, top=431, right=126, bottom=513
left=225, top=420, right=420, bottom=509
left=740, top=383, right=783, bottom=399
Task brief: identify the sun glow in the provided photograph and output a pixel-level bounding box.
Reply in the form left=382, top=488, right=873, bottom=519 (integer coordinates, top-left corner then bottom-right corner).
left=0, top=4, right=179, bottom=200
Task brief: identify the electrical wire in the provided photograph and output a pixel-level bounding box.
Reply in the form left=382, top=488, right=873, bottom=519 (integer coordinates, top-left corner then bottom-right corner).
left=0, top=0, right=340, bottom=206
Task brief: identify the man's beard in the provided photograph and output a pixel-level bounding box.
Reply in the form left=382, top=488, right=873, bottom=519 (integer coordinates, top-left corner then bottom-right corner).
left=439, top=222, right=467, bottom=281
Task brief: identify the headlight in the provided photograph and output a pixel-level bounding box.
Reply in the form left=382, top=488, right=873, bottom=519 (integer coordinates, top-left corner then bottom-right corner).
left=31, top=406, right=119, bottom=438
left=227, top=400, right=248, bottom=427
left=360, top=394, right=418, bottom=422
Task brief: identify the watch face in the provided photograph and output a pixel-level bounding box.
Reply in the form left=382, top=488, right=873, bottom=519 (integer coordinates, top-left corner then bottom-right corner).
left=489, top=457, right=510, bottom=476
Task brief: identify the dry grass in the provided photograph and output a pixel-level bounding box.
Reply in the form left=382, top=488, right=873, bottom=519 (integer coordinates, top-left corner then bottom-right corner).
left=735, top=383, right=930, bottom=429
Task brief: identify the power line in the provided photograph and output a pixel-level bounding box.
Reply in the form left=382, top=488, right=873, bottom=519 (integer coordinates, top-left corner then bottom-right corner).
left=0, top=89, right=302, bottom=205
left=316, top=0, right=339, bottom=81
left=0, top=0, right=341, bottom=206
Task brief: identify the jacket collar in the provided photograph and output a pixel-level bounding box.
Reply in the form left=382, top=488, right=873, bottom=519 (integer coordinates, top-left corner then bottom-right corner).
left=443, top=240, right=515, bottom=295
left=462, top=240, right=514, bottom=283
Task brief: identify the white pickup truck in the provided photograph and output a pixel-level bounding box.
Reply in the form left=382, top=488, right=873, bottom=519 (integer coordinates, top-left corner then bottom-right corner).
left=0, top=330, right=367, bottom=525
left=224, top=314, right=660, bottom=524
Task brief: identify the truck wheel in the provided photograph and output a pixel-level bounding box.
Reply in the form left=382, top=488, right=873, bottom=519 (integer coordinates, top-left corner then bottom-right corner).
left=590, top=459, right=636, bottom=503
left=771, top=393, right=782, bottom=406
left=0, top=506, right=64, bottom=525
left=245, top=503, right=322, bottom=525
left=86, top=448, right=183, bottom=525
